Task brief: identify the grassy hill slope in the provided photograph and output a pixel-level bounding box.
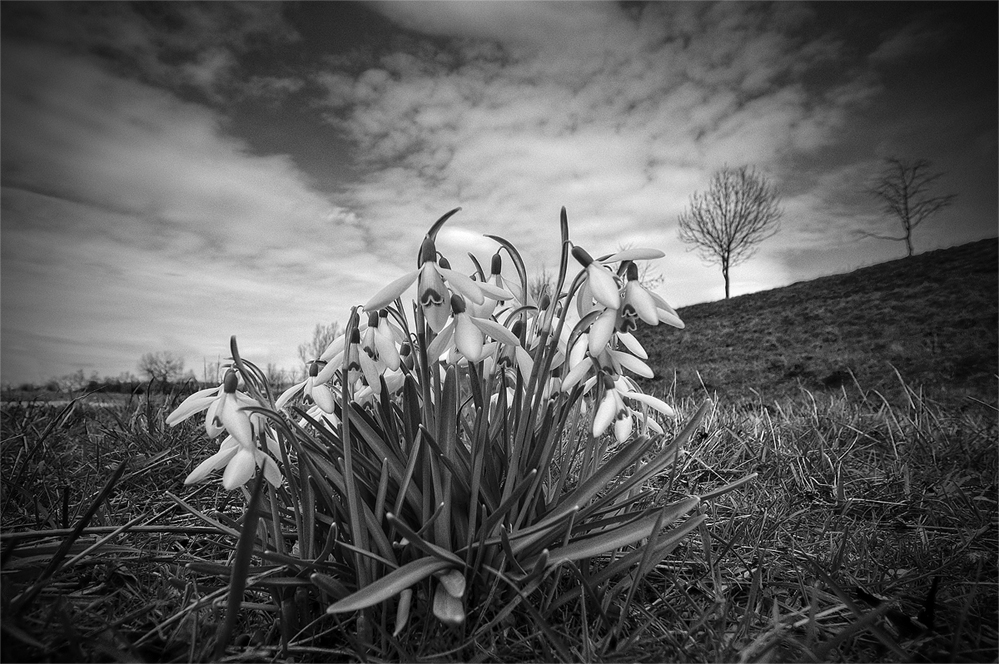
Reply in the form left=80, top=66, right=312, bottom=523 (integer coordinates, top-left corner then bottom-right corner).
left=637, top=238, right=998, bottom=408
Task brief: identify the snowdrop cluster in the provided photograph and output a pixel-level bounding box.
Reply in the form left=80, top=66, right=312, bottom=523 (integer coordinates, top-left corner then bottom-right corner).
left=167, top=208, right=684, bottom=491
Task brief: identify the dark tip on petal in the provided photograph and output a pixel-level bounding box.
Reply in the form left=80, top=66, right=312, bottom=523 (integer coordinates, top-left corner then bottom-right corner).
left=438, top=256, right=451, bottom=270
left=309, top=361, right=321, bottom=377
left=571, top=245, right=593, bottom=267
left=601, top=372, right=615, bottom=390
left=367, top=311, right=379, bottom=328
left=450, top=292, right=466, bottom=313
left=491, top=253, right=502, bottom=274
left=400, top=342, right=412, bottom=356
left=511, top=320, right=524, bottom=337
left=350, top=328, right=361, bottom=343
left=223, top=369, right=239, bottom=393
left=379, top=309, right=389, bottom=319
left=540, top=292, right=551, bottom=310
left=625, top=262, right=639, bottom=281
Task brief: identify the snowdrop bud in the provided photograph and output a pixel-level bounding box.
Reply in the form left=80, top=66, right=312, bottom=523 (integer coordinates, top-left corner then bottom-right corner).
left=490, top=252, right=502, bottom=275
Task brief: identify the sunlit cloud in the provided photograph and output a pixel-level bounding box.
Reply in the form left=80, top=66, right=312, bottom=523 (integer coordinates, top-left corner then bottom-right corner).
left=312, top=1, right=881, bottom=294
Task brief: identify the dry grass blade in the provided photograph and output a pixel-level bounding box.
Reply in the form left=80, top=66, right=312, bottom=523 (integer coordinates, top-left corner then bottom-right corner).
left=10, top=457, right=130, bottom=614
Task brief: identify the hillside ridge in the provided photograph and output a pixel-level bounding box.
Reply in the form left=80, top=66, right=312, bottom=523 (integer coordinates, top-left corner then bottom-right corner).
left=637, top=237, right=998, bottom=407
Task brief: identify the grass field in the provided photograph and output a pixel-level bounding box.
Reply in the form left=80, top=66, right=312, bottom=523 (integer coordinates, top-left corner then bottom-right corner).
left=2, top=239, right=996, bottom=662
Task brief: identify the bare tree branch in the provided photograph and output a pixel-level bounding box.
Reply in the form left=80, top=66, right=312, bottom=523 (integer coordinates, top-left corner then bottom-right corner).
left=860, top=157, right=956, bottom=257
left=677, top=165, right=783, bottom=298
left=297, top=322, right=342, bottom=376
left=137, top=351, right=185, bottom=389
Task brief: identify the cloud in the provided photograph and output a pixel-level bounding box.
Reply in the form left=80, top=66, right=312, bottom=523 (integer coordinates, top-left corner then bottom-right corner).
left=0, top=42, right=376, bottom=383
left=867, top=18, right=950, bottom=65
left=310, top=2, right=877, bottom=293
left=1, top=3, right=299, bottom=99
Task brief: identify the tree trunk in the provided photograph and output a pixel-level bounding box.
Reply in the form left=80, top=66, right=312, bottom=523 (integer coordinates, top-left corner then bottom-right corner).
left=722, top=263, right=730, bottom=299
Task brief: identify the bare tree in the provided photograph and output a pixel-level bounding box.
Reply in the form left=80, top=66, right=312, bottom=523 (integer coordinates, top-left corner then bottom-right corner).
left=138, top=351, right=185, bottom=387
left=861, top=157, right=956, bottom=257
left=298, top=322, right=342, bottom=369
left=677, top=165, right=783, bottom=299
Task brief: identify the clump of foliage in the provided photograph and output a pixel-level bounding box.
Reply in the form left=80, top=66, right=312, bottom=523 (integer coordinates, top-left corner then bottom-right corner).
left=152, top=208, right=751, bottom=659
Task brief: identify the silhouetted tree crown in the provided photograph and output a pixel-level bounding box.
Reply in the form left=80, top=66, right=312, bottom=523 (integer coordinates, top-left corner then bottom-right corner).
left=677, top=165, right=783, bottom=299
left=861, top=157, right=956, bottom=257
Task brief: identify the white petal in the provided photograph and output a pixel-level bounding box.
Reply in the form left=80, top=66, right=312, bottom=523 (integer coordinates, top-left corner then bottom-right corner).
left=315, top=354, right=341, bottom=382
left=364, top=269, right=419, bottom=311
left=455, top=315, right=484, bottom=362
left=610, top=350, right=654, bottom=378
left=469, top=316, right=520, bottom=346
left=219, top=395, right=257, bottom=448
left=374, top=328, right=401, bottom=371
left=602, top=247, right=665, bottom=262
left=625, top=282, right=660, bottom=325
left=657, top=308, right=685, bottom=329
left=616, top=331, right=648, bottom=360
left=358, top=349, right=383, bottom=394
left=425, top=301, right=451, bottom=333
left=561, top=356, right=592, bottom=392
left=515, top=346, right=535, bottom=380
left=592, top=391, right=618, bottom=437
left=614, top=411, right=633, bottom=443
left=419, top=264, right=452, bottom=332
left=275, top=381, right=305, bottom=410
left=622, top=391, right=677, bottom=418
left=588, top=308, right=617, bottom=355
left=586, top=264, right=622, bottom=310
left=184, top=445, right=239, bottom=484
left=311, top=383, right=337, bottom=413
left=222, top=448, right=257, bottom=490
left=437, top=266, right=485, bottom=305
left=205, top=398, right=224, bottom=438
left=426, top=320, right=456, bottom=360
left=576, top=279, right=595, bottom=318
left=474, top=280, right=515, bottom=302
left=256, top=451, right=283, bottom=487
left=166, top=388, right=219, bottom=426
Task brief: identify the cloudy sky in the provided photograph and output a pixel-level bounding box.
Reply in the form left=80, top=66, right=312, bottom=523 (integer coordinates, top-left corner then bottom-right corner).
left=2, top=2, right=996, bottom=386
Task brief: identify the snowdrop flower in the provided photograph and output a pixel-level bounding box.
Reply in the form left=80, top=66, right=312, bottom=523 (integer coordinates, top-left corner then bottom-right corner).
left=591, top=372, right=678, bottom=443
left=167, top=369, right=255, bottom=446
left=427, top=294, right=526, bottom=365
left=167, top=369, right=282, bottom=490
left=276, top=361, right=336, bottom=413
left=183, top=432, right=282, bottom=490
left=364, top=234, right=514, bottom=333
left=572, top=245, right=622, bottom=317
